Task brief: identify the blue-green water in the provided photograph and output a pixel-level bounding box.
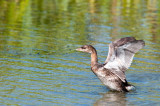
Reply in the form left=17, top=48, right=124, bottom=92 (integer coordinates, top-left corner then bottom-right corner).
left=0, top=0, right=160, bottom=105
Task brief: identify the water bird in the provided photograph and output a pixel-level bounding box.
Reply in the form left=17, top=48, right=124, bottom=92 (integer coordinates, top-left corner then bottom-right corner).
left=76, top=37, right=145, bottom=92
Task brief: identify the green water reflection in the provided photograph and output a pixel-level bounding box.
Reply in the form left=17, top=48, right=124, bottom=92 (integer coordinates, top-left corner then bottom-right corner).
left=0, top=0, right=160, bottom=55
left=0, top=0, right=160, bottom=105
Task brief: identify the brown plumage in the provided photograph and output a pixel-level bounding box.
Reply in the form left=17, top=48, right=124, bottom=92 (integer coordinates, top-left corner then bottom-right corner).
left=76, top=37, right=145, bottom=92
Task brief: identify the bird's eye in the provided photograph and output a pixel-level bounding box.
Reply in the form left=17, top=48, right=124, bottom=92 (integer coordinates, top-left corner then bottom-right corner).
left=81, top=47, right=86, bottom=49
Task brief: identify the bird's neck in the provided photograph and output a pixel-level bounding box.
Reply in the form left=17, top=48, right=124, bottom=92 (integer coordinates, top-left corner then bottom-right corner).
left=91, top=49, right=98, bottom=67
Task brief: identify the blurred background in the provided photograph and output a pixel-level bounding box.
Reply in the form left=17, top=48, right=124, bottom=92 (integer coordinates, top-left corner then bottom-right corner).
left=0, top=0, right=160, bottom=105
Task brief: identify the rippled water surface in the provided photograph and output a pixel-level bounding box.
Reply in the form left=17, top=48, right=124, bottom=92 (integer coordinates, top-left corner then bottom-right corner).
left=0, top=0, right=160, bottom=105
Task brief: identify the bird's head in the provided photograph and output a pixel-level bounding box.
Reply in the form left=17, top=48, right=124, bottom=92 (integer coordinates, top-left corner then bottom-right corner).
left=76, top=45, right=94, bottom=53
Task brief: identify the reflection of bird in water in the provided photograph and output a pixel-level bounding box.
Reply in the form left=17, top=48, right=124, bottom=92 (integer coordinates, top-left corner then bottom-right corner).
left=94, top=91, right=127, bottom=106
left=76, top=37, right=145, bottom=92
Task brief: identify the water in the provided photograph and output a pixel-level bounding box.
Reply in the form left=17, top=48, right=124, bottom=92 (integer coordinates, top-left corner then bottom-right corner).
left=0, top=0, right=160, bottom=105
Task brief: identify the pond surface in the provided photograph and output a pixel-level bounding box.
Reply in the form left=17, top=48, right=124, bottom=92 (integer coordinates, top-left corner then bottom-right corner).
left=0, top=0, right=160, bottom=105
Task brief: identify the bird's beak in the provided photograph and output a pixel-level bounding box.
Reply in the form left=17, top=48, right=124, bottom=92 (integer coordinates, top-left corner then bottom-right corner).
left=76, top=47, right=82, bottom=51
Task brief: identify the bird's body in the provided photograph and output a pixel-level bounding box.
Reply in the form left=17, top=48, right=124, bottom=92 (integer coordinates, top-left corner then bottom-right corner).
left=76, top=37, right=145, bottom=92
left=91, top=63, right=133, bottom=92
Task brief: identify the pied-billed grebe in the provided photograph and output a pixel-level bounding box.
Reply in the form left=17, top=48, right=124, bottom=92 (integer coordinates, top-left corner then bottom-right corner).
left=76, top=37, right=145, bottom=92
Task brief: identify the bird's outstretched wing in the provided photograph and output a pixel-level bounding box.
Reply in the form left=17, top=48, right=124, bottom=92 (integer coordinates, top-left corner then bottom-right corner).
left=104, top=37, right=145, bottom=82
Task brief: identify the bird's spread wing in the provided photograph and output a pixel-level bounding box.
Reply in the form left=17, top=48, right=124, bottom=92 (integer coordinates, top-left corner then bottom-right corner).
left=104, top=37, right=145, bottom=82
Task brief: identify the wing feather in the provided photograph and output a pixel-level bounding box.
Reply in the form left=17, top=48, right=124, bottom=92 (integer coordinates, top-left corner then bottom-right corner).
left=104, top=37, right=145, bottom=82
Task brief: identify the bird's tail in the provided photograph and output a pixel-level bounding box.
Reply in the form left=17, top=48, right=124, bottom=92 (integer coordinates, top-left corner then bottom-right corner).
left=125, top=85, right=135, bottom=91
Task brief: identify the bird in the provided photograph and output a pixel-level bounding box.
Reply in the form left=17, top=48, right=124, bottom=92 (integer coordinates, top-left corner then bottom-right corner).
left=76, top=37, right=145, bottom=92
